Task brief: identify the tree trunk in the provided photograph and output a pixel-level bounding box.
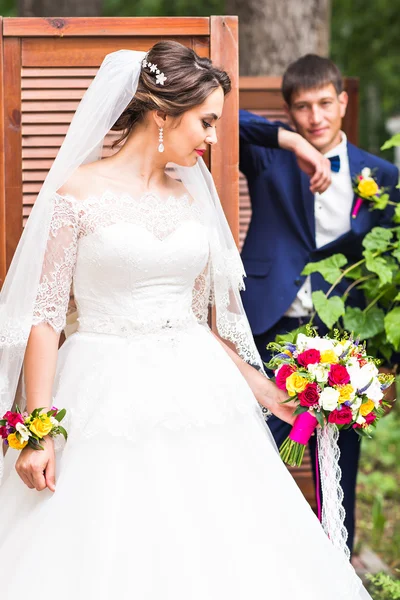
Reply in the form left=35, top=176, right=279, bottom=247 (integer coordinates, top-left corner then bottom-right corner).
left=18, top=0, right=102, bottom=16
left=225, top=0, right=331, bottom=75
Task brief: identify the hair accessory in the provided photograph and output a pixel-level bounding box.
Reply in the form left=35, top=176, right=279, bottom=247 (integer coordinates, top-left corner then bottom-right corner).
left=142, top=58, right=167, bottom=85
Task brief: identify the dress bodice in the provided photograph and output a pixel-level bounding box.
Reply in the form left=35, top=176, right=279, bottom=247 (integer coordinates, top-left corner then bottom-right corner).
left=32, top=190, right=211, bottom=335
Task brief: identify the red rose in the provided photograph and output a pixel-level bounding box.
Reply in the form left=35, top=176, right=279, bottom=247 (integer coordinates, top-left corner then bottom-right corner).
left=328, top=364, right=350, bottom=387
left=298, top=382, right=320, bottom=407
left=364, top=412, right=376, bottom=425
left=297, top=349, right=321, bottom=368
left=275, top=364, right=296, bottom=390
left=3, top=411, right=24, bottom=428
left=328, top=406, right=353, bottom=425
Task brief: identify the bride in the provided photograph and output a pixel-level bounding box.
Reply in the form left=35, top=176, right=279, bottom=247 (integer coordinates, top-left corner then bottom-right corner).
left=0, top=41, right=372, bottom=599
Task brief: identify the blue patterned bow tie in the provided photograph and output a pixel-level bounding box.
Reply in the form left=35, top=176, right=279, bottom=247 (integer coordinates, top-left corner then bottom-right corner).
left=328, top=155, right=340, bottom=173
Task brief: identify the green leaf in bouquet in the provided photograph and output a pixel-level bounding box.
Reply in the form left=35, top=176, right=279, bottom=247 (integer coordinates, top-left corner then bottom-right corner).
left=343, top=306, right=385, bottom=340
left=275, top=324, right=310, bottom=345
left=384, top=307, right=400, bottom=351
left=301, top=254, right=348, bottom=284
left=0, top=419, right=6, bottom=426
left=312, top=291, right=345, bottom=330
left=314, top=410, right=325, bottom=429
left=364, top=251, right=393, bottom=287
left=29, top=437, right=44, bottom=451
left=381, top=133, right=400, bottom=150
left=293, top=405, right=309, bottom=416
left=362, top=227, right=393, bottom=253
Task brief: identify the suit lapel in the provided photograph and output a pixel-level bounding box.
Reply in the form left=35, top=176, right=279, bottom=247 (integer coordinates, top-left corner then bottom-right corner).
left=348, top=143, right=367, bottom=234
left=300, top=170, right=316, bottom=248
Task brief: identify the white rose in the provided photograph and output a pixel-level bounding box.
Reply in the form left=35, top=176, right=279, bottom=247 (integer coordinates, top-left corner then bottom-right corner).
left=356, top=414, right=366, bottom=425
left=333, top=342, right=346, bottom=357
left=366, top=381, right=384, bottom=404
left=15, top=422, right=30, bottom=442
left=320, top=387, right=340, bottom=411
left=307, top=363, right=329, bottom=383
left=310, top=337, right=335, bottom=352
left=361, top=167, right=371, bottom=178
left=50, top=416, right=59, bottom=427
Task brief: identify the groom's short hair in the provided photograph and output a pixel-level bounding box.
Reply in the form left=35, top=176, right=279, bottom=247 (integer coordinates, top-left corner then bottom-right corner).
left=282, top=54, right=344, bottom=105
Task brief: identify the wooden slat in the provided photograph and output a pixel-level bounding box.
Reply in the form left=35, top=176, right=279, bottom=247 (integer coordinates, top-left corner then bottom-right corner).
left=5, top=17, right=210, bottom=37
left=22, top=100, right=79, bottom=112
left=21, top=36, right=208, bottom=67
left=22, top=67, right=98, bottom=77
left=22, top=77, right=94, bottom=89
left=210, top=15, right=239, bottom=245
left=22, top=89, right=85, bottom=100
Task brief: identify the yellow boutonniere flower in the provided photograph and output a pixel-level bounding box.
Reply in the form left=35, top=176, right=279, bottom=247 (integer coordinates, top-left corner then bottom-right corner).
left=29, top=415, right=53, bottom=438
left=286, top=373, right=308, bottom=396
left=7, top=432, right=28, bottom=450
left=358, top=178, right=379, bottom=198
left=320, top=350, right=339, bottom=364
left=360, top=399, right=375, bottom=416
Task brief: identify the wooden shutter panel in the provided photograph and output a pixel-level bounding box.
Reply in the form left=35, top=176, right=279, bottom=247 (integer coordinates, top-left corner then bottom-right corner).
left=0, top=16, right=239, bottom=282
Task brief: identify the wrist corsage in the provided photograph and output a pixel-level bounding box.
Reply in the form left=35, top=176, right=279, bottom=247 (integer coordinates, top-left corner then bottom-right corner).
left=352, top=167, right=389, bottom=219
left=0, top=405, right=67, bottom=450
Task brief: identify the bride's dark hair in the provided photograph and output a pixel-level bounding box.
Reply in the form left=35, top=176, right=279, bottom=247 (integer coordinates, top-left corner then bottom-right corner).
left=111, top=40, right=231, bottom=147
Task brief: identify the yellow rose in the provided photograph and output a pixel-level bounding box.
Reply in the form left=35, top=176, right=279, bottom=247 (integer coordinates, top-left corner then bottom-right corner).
left=360, top=399, right=375, bottom=416
left=320, top=350, right=339, bottom=364
left=285, top=373, right=308, bottom=397
left=358, top=178, right=379, bottom=198
left=338, top=384, right=355, bottom=403
left=7, top=432, right=28, bottom=450
left=29, top=415, right=53, bottom=438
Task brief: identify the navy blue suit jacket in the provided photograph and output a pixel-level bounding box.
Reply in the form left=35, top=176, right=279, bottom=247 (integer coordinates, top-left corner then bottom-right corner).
left=239, top=109, right=400, bottom=335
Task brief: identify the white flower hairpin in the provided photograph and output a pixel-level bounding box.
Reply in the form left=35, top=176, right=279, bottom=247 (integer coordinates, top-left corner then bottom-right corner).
left=142, top=59, right=167, bottom=86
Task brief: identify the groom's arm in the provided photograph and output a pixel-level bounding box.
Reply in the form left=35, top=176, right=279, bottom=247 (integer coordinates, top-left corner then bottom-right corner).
left=239, top=110, right=332, bottom=194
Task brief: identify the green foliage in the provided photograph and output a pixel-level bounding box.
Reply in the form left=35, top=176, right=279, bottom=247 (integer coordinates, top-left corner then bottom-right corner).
left=331, top=0, right=400, bottom=158
left=366, top=572, right=400, bottom=599
left=381, top=134, right=400, bottom=151
left=103, top=0, right=223, bottom=16
left=301, top=254, right=348, bottom=284
left=311, top=290, right=345, bottom=329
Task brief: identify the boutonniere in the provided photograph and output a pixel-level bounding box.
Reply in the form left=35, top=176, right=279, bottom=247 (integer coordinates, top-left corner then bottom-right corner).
left=352, top=167, right=389, bottom=218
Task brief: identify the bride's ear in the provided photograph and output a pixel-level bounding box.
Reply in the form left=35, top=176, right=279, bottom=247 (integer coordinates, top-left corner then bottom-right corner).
left=153, top=110, right=167, bottom=129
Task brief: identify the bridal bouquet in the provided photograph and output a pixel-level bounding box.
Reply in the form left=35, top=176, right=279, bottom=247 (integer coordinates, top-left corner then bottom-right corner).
left=0, top=405, right=67, bottom=450
left=266, top=330, right=394, bottom=466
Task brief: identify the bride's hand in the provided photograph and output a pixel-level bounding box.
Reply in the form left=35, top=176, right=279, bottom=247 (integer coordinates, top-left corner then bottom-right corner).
left=15, top=436, right=56, bottom=492
left=259, top=383, right=297, bottom=426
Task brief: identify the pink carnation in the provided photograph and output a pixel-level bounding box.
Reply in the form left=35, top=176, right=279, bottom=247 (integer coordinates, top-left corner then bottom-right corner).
left=328, top=406, right=353, bottom=425
left=3, top=411, right=24, bottom=428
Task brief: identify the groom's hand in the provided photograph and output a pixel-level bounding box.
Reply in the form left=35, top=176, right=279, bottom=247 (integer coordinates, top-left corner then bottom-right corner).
left=278, top=128, right=332, bottom=194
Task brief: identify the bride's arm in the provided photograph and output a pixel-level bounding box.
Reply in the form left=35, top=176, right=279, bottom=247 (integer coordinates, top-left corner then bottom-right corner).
left=212, top=332, right=296, bottom=426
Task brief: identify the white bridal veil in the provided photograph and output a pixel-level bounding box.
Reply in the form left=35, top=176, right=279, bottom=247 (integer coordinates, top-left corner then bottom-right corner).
left=0, top=48, right=348, bottom=560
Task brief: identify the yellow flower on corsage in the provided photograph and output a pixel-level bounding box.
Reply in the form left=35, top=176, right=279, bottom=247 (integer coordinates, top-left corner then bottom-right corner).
left=352, top=167, right=390, bottom=219
left=29, top=415, right=53, bottom=438
left=285, top=373, right=309, bottom=397
left=7, top=432, right=28, bottom=450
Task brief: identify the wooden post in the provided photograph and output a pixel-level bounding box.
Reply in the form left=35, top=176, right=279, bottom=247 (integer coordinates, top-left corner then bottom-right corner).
left=210, top=15, right=239, bottom=245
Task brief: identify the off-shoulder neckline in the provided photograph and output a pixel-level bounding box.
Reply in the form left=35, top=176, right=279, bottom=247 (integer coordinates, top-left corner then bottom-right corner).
left=54, top=188, right=195, bottom=207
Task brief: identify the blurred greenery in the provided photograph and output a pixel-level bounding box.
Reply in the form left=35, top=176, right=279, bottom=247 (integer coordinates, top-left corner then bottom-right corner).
left=330, top=0, right=400, bottom=159
left=103, top=0, right=222, bottom=16
left=356, top=377, right=400, bottom=571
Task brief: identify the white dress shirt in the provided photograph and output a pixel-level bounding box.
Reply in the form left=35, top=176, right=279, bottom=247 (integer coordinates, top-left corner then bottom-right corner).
left=285, top=132, right=354, bottom=318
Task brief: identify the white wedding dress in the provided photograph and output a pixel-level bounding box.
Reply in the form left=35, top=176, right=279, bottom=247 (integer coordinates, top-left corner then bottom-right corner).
left=0, top=190, right=372, bottom=599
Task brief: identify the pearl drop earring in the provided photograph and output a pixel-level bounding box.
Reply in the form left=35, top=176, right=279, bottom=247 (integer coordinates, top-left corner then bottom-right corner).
left=158, top=127, right=164, bottom=153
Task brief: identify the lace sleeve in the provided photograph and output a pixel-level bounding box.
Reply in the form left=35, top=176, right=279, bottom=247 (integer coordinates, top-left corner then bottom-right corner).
left=32, top=194, right=79, bottom=334
left=192, top=260, right=213, bottom=324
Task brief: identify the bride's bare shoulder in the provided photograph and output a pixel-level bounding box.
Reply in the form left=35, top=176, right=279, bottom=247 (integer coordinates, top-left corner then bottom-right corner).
left=56, top=162, right=103, bottom=200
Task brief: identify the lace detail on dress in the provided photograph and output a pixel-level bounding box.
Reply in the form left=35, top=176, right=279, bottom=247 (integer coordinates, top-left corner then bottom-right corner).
left=192, top=260, right=212, bottom=324
left=75, top=190, right=202, bottom=241
left=32, top=195, right=79, bottom=334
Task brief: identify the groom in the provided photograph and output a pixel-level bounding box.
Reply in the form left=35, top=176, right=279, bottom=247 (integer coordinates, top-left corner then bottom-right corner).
left=239, top=54, right=399, bottom=554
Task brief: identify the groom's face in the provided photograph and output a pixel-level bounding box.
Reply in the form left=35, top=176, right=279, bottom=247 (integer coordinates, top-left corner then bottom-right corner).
left=286, top=83, right=348, bottom=154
